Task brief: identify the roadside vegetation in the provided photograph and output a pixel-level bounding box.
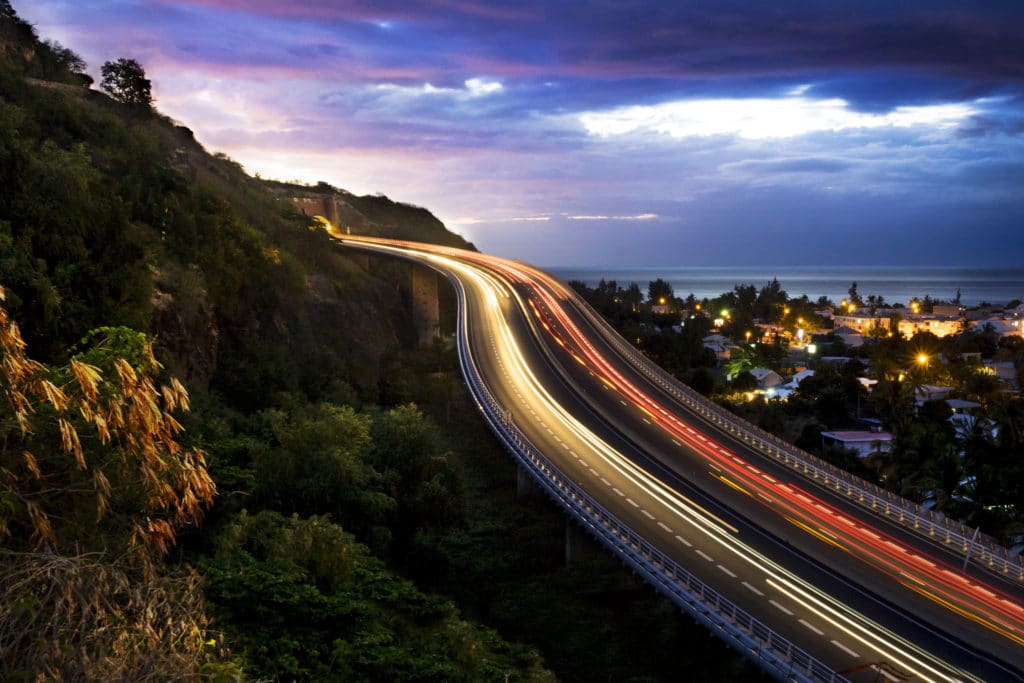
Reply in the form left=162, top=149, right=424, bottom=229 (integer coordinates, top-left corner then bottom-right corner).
left=0, top=4, right=769, bottom=680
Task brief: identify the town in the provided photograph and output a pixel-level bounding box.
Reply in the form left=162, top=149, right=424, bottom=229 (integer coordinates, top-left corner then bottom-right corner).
left=570, top=277, right=1024, bottom=553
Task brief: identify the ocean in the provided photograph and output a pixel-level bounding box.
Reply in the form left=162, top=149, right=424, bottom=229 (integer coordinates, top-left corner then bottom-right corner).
left=545, top=266, right=1024, bottom=308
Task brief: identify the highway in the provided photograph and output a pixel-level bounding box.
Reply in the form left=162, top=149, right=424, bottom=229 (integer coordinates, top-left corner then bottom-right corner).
left=339, top=235, right=1024, bottom=682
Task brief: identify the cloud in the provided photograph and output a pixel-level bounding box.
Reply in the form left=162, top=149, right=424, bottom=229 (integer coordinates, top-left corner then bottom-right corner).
left=721, top=158, right=853, bottom=175
left=15, top=0, right=1024, bottom=269
left=370, top=77, right=504, bottom=100
left=568, top=213, right=659, bottom=221
left=578, top=95, right=981, bottom=140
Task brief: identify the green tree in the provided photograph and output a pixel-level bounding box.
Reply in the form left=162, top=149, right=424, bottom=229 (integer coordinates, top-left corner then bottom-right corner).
left=252, top=402, right=393, bottom=533
left=202, top=510, right=552, bottom=682
left=647, top=278, right=674, bottom=305
left=368, top=404, right=462, bottom=538
left=100, top=58, right=153, bottom=108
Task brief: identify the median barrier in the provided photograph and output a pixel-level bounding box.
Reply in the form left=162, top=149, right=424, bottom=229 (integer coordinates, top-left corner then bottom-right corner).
left=564, top=294, right=1024, bottom=581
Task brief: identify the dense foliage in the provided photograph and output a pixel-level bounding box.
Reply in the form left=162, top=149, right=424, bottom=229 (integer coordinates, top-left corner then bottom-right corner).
left=0, top=6, right=770, bottom=680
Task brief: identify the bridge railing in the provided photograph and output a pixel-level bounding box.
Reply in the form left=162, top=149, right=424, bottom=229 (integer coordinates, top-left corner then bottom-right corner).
left=565, top=294, right=1024, bottom=581
left=444, top=273, right=849, bottom=683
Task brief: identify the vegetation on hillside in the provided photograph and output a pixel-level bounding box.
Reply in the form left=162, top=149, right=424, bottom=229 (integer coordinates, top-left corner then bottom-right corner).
left=0, top=4, right=768, bottom=680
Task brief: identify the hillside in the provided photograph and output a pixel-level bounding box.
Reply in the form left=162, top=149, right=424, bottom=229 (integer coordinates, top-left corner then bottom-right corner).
left=0, top=4, right=768, bottom=681
left=0, top=5, right=557, bottom=680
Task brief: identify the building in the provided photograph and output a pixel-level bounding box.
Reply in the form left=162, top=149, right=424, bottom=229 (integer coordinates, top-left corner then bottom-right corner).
left=915, top=384, right=954, bottom=405
left=932, top=304, right=965, bottom=317
left=832, top=312, right=891, bottom=335
left=971, top=318, right=1023, bottom=338
left=832, top=325, right=865, bottom=348
left=820, top=430, right=893, bottom=457
left=749, top=367, right=784, bottom=389
left=702, top=334, right=732, bottom=362
left=898, top=315, right=962, bottom=338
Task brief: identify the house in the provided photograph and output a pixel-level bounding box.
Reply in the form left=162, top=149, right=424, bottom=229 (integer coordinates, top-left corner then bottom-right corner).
left=832, top=312, right=891, bottom=334
left=820, top=430, right=893, bottom=457
left=932, top=304, right=964, bottom=317
left=898, top=315, right=962, bottom=338
left=702, top=334, right=732, bottom=362
left=915, top=384, right=954, bottom=405
left=945, top=398, right=983, bottom=437
left=832, top=325, right=865, bottom=348
left=749, top=367, right=784, bottom=389
left=971, top=318, right=1022, bottom=338
left=787, top=369, right=815, bottom=387
left=857, top=377, right=878, bottom=393
left=764, top=368, right=813, bottom=400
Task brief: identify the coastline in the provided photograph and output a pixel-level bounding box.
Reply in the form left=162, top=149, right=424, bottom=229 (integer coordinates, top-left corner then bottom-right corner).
left=547, top=265, right=1024, bottom=308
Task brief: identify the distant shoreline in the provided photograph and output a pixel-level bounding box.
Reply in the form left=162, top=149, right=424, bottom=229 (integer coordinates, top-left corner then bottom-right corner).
left=546, top=265, right=1024, bottom=308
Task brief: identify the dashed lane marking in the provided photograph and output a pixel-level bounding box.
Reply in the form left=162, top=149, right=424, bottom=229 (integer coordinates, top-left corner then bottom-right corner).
left=742, top=582, right=763, bottom=596
left=717, top=565, right=736, bottom=578
left=769, top=600, right=793, bottom=615
left=831, top=640, right=860, bottom=658
left=612, top=487, right=625, bottom=497
left=800, top=620, right=824, bottom=636
left=657, top=522, right=672, bottom=533
left=600, top=477, right=611, bottom=486
left=675, top=535, right=692, bottom=547
left=695, top=549, right=714, bottom=562
left=640, top=509, right=655, bottom=520
left=626, top=498, right=640, bottom=508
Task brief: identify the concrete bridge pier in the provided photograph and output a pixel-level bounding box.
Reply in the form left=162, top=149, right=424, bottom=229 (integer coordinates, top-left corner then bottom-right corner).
left=411, top=265, right=440, bottom=345
left=565, top=519, right=604, bottom=565
left=516, top=465, right=540, bottom=499
left=348, top=251, right=370, bottom=270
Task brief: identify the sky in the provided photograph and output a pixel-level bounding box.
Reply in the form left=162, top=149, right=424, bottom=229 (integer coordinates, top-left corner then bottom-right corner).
left=16, top=1, right=1024, bottom=267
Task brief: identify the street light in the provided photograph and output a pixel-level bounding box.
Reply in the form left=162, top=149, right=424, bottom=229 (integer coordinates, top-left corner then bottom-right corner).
left=916, top=353, right=928, bottom=366
left=745, top=330, right=752, bottom=343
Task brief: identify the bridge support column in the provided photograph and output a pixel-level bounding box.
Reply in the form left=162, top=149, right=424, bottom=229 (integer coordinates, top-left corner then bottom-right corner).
left=348, top=251, right=369, bottom=270
left=516, top=465, right=539, bottom=499
left=411, top=266, right=440, bottom=345
left=565, top=519, right=588, bottom=565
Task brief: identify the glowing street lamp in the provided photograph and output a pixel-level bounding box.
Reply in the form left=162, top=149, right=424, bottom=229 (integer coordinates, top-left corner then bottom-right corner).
left=745, top=330, right=752, bottom=343
left=916, top=353, right=929, bottom=366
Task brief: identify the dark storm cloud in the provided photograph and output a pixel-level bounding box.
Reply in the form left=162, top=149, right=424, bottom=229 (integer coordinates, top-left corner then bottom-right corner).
left=142, top=0, right=1024, bottom=105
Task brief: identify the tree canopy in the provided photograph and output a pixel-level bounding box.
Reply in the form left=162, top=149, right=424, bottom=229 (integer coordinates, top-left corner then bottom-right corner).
left=100, top=58, right=153, bottom=108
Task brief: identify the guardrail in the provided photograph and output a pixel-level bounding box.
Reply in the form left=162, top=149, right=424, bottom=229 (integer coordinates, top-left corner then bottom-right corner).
left=439, top=270, right=849, bottom=683
left=564, top=294, right=1024, bottom=581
